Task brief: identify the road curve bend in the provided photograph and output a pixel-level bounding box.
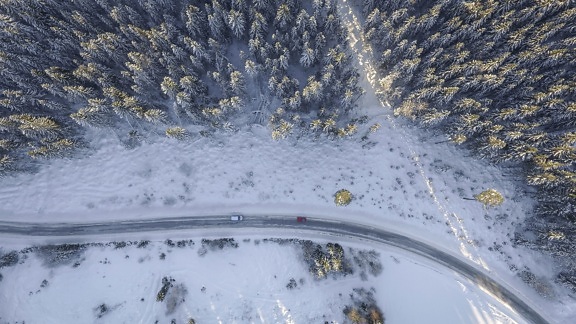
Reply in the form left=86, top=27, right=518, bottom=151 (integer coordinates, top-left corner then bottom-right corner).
left=0, top=215, right=548, bottom=324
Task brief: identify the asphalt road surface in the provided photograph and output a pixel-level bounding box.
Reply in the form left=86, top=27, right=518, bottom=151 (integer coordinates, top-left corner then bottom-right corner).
left=0, top=215, right=549, bottom=324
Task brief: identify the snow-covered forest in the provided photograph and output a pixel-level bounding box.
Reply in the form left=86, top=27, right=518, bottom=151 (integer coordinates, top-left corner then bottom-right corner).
left=0, top=0, right=362, bottom=166
left=357, top=0, right=576, bottom=292
left=0, top=0, right=575, bottom=320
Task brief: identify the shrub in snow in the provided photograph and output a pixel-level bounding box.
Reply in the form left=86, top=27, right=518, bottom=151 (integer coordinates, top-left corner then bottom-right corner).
left=286, top=278, right=298, bottom=289
left=95, top=303, right=109, bottom=319
left=474, top=189, right=504, bottom=207
left=0, top=250, right=19, bottom=268
left=334, top=189, right=353, bottom=206
left=35, top=244, right=87, bottom=267
left=176, top=239, right=194, bottom=248
left=518, top=270, right=554, bottom=298
left=137, top=240, right=150, bottom=248
left=343, top=288, right=385, bottom=324
left=113, top=241, right=127, bottom=249
left=156, top=276, right=175, bottom=302
left=300, top=241, right=353, bottom=279
left=165, top=239, right=176, bottom=247
left=201, top=238, right=238, bottom=250
left=344, top=304, right=384, bottom=324
left=350, top=249, right=383, bottom=277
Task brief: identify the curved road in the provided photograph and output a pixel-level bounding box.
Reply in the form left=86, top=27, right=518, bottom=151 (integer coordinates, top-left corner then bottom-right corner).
left=0, top=215, right=548, bottom=324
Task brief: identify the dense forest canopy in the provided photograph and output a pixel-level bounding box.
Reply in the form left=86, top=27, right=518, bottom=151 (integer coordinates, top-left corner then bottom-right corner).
left=359, top=0, right=576, bottom=290
left=0, top=0, right=362, bottom=171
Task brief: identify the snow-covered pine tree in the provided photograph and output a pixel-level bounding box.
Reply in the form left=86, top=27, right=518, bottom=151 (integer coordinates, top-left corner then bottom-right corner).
left=227, top=9, right=246, bottom=39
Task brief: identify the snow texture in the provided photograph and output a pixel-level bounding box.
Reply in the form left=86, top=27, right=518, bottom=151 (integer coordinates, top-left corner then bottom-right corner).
left=0, top=237, right=526, bottom=323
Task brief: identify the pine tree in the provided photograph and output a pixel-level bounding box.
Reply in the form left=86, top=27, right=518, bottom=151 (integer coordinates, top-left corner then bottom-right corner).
left=227, top=9, right=246, bottom=39
left=70, top=99, right=114, bottom=128
left=165, top=126, right=188, bottom=140
left=206, top=1, right=229, bottom=42
left=299, top=45, right=315, bottom=68
left=161, top=76, right=179, bottom=100
left=229, top=70, right=245, bottom=95
left=10, top=114, right=61, bottom=140
left=274, top=4, right=292, bottom=30
left=28, top=138, right=75, bottom=159
left=250, top=11, right=268, bottom=39
left=143, top=109, right=167, bottom=124
left=302, top=77, right=322, bottom=103
left=183, top=5, right=207, bottom=38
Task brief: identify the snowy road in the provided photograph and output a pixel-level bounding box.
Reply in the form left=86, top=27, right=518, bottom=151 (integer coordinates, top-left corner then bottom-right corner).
left=0, top=216, right=548, bottom=324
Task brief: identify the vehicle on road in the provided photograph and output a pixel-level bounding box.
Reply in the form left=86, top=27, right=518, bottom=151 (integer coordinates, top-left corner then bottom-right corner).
left=296, top=217, right=307, bottom=223
left=230, top=215, right=243, bottom=221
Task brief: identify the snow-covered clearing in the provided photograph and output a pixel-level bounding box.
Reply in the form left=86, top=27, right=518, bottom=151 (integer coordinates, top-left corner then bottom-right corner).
left=0, top=234, right=525, bottom=323
left=0, top=0, right=573, bottom=323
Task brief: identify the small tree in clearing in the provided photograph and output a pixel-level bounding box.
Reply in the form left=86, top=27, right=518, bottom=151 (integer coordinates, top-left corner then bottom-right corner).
left=474, top=189, right=504, bottom=207
left=335, top=189, right=353, bottom=206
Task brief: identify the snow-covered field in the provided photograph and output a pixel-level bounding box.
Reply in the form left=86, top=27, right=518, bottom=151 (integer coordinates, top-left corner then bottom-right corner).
left=1, top=88, right=568, bottom=322
left=1, top=1, right=574, bottom=323
left=0, top=234, right=526, bottom=323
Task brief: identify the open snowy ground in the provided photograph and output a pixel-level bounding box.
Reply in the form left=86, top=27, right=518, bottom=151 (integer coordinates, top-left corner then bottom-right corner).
left=1, top=0, right=574, bottom=322
left=0, top=234, right=526, bottom=324
left=1, top=107, right=566, bottom=319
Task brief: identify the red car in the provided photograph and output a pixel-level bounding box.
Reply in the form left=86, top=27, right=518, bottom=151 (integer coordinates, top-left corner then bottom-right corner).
left=296, top=217, right=307, bottom=223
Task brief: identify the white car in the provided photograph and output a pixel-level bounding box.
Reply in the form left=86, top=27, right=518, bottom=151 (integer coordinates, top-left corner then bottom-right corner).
left=230, top=215, right=243, bottom=221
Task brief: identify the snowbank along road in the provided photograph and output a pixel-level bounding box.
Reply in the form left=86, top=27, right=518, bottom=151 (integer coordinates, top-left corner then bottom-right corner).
left=0, top=215, right=548, bottom=324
